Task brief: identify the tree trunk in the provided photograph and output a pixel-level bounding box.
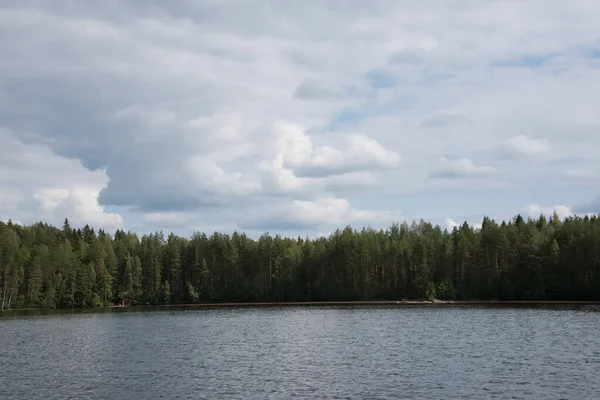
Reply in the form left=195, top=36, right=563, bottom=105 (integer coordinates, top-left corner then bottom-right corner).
left=1, top=280, right=6, bottom=310
left=7, top=278, right=16, bottom=309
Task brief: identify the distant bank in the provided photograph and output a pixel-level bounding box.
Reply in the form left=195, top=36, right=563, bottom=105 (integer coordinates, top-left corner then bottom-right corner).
left=3, top=300, right=600, bottom=316
left=4, top=300, right=600, bottom=314
left=134, top=300, right=600, bottom=308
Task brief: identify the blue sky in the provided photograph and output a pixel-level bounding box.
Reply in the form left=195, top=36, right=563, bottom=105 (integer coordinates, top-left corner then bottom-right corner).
left=0, top=1, right=599, bottom=238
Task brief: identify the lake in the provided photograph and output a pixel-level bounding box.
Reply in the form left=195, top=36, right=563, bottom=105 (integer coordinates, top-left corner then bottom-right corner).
left=1, top=305, right=599, bottom=399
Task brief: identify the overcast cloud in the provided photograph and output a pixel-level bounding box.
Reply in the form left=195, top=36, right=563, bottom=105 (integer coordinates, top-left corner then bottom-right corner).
left=1, top=0, right=599, bottom=237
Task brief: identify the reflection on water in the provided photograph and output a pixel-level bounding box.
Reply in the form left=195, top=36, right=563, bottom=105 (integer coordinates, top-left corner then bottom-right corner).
left=1, top=305, right=599, bottom=399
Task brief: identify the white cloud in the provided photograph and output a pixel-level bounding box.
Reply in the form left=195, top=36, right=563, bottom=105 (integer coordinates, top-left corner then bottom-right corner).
left=256, top=124, right=397, bottom=198
left=445, top=218, right=460, bottom=231
left=243, top=196, right=407, bottom=232
left=429, top=157, right=495, bottom=179
left=258, top=157, right=315, bottom=196
left=34, top=187, right=123, bottom=231
left=503, top=135, right=550, bottom=157
left=444, top=217, right=482, bottom=231
left=444, top=203, right=597, bottom=235
left=275, top=124, right=400, bottom=178
left=521, top=204, right=597, bottom=220
left=522, top=204, right=574, bottom=220
left=185, top=156, right=261, bottom=196
left=289, top=197, right=377, bottom=227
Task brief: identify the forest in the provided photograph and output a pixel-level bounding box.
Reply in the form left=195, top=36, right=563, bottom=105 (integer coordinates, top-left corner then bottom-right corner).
left=1, top=213, right=600, bottom=310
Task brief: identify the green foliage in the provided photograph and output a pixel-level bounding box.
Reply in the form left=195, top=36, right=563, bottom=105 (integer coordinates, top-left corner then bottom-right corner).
left=162, top=281, right=171, bottom=304
left=425, top=282, right=437, bottom=301
left=187, top=282, right=199, bottom=304
left=436, top=280, right=456, bottom=300
left=92, top=293, right=103, bottom=308
left=1, top=214, right=600, bottom=309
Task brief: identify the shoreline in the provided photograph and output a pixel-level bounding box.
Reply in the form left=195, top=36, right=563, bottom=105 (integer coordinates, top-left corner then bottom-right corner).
left=3, top=300, right=600, bottom=314
left=143, top=300, right=600, bottom=308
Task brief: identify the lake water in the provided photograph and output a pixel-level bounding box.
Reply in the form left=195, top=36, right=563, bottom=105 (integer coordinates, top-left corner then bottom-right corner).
left=1, top=305, right=600, bottom=399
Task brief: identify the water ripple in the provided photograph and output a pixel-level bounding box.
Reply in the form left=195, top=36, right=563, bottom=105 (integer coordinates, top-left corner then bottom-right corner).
left=1, top=306, right=599, bottom=399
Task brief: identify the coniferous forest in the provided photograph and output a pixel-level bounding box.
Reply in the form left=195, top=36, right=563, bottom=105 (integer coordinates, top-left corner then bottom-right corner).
left=1, top=213, right=600, bottom=310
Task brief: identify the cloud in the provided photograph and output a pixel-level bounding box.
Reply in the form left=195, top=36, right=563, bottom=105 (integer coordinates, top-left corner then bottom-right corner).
left=322, top=172, right=379, bottom=191
left=275, top=124, right=400, bottom=178
left=143, top=212, right=187, bottom=229
left=445, top=218, right=460, bottom=231
left=34, top=187, right=123, bottom=231
left=522, top=204, right=574, bottom=220
left=293, top=79, right=350, bottom=101
left=0, top=128, right=123, bottom=230
left=444, top=217, right=483, bottom=231
left=239, top=196, right=406, bottom=232
left=586, top=198, right=600, bottom=214
left=429, top=158, right=495, bottom=179
left=1, top=1, right=600, bottom=237
left=573, top=197, right=600, bottom=214
left=420, top=109, right=465, bottom=127
left=257, top=160, right=380, bottom=200
left=256, top=123, right=398, bottom=196
left=500, top=135, right=551, bottom=158
left=521, top=203, right=597, bottom=219
left=288, top=197, right=377, bottom=227
left=0, top=186, right=22, bottom=221
left=560, top=169, right=600, bottom=183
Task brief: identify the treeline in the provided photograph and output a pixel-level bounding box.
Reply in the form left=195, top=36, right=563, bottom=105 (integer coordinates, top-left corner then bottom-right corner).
left=1, top=213, right=600, bottom=309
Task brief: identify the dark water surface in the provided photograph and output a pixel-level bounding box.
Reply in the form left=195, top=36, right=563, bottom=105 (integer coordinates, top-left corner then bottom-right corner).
left=2, top=305, right=600, bottom=399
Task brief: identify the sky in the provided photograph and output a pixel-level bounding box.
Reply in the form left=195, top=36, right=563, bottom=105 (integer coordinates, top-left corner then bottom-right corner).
left=1, top=0, right=599, bottom=238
